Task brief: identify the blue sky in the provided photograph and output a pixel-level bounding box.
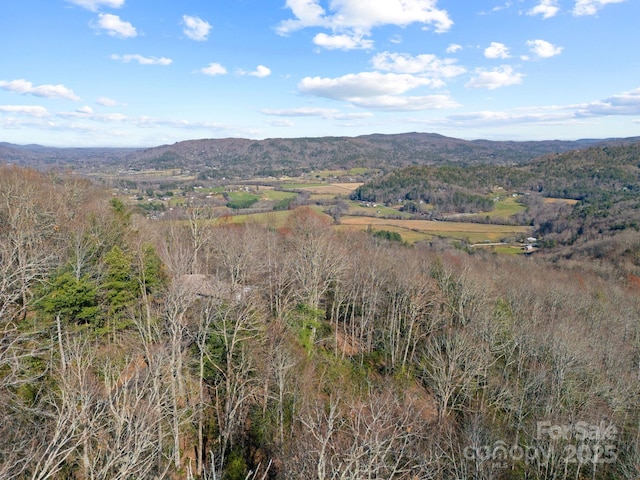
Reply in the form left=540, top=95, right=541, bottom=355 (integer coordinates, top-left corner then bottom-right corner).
left=1, top=0, right=639, bottom=147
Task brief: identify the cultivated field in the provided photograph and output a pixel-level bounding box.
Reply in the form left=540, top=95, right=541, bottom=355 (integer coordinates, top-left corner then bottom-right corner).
left=278, top=182, right=363, bottom=195
left=543, top=197, right=579, bottom=205
left=337, top=215, right=531, bottom=244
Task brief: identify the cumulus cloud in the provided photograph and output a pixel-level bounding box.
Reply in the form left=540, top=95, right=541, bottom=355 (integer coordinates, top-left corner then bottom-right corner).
left=484, top=42, right=510, bottom=59
left=528, top=0, right=560, bottom=18
left=299, top=72, right=440, bottom=100
left=0, top=105, right=50, bottom=117
left=238, top=65, right=272, bottom=77
left=526, top=39, right=563, bottom=58
left=278, top=0, right=327, bottom=32
left=297, top=71, right=458, bottom=111
left=110, top=54, right=173, bottom=65
left=0, top=79, right=80, bottom=101
left=66, top=0, right=124, bottom=11
left=97, top=96, right=119, bottom=106
left=249, top=65, right=272, bottom=78
left=573, top=0, right=625, bottom=15
left=200, top=63, right=228, bottom=76
left=371, top=52, right=465, bottom=78
left=182, top=15, right=212, bottom=41
left=465, top=66, right=524, bottom=90
left=277, top=0, right=452, bottom=50
left=93, top=13, right=137, bottom=38
left=313, top=33, right=373, bottom=50
left=446, top=43, right=462, bottom=54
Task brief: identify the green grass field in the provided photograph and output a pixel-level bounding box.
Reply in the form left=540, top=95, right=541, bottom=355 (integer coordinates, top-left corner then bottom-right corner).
left=225, top=191, right=261, bottom=209
left=222, top=206, right=329, bottom=227
left=486, top=196, right=526, bottom=218
left=457, top=195, right=526, bottom=221
left=260, top=189, right=298, bottom=201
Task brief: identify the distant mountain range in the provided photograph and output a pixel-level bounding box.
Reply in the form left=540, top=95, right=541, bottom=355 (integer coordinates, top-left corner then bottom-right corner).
left=3, top=133, right=640, bottom=175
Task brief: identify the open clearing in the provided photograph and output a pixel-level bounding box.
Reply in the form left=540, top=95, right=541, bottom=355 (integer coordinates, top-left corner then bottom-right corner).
left=544, top=197, right=579, bottom=205
left=276, top=182, right=362, bottom=195
left=295, top=183, right=363, bottom=195
left=217, top=207, right=530, bottom=244
left=338, top=215, right=531, bottom=243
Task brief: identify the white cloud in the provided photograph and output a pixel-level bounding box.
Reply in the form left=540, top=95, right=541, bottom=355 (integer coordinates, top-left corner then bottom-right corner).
left=97, top=96, right=119, bottom=106
left=262, top=107, right=339, bottom=117
left=277, top=0, right=453, bottom=50
left=261, top=107, right=373, bottom=119
left=371, top=52, right=465, bottom=78
left=446, top=43, right=462, bottom=54
left=299, top=72, right=440, bottom=100
left=424, top=88, right=640, bottom=130
left=445, top=109, right=574, bottom=127
left=297, top=71, right=458, bottom=111
left=0, top=79, right=80, bottom=101
left=465, top=66, right=524, bottom=90
left=238, top=65, right=272, bottom=77
left=93, top=13, right=137, bottom=38
left=59, top=109, right=128, bottom=122
left=573, top=0, right=625, bottom=15
left=526, top=39, right=563, bottom=58
left=313, top=33, right=373, bottom=50
left=182, top=15, right=212, bottom=41
left=528, top=0, right=560, bottom=18
left=278, top=0, right=327, bottom=32
left=349, top=94, right=459, bottom=110
left=577, top=88, right=640, bottom=116
left=484, top=42, right=510, bottom=59
left=111, top=54, right=173, bottom=65
left=249, top=65, right=272, bottom=78
left=66, top=0, right=125, bottom=11
left=0, top=105, right=50, bottom=117
left=200, top=63, right=228, bottom=76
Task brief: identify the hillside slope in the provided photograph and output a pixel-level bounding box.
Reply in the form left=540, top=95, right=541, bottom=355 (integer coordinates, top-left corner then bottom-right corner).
left=4, top=133, right=639, bottom=174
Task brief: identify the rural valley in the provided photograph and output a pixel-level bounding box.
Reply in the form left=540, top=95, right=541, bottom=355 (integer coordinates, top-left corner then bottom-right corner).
left=2, top=132, right=640, bottom=479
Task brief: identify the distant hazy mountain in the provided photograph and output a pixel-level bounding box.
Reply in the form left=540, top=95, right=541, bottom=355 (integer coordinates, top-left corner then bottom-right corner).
left=2, top=133, right=640, bottom=174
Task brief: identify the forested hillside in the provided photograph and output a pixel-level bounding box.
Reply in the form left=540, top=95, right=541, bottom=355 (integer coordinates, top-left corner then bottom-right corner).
left=3, top=133, right=634, bottom=176
left=352, top=143, right=640, bottom=261
left=2, top=165, right=640, bottom=479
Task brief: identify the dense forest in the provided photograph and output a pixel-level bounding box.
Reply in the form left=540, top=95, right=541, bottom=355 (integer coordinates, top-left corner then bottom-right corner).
left=1, top=161, right=640, bottom=479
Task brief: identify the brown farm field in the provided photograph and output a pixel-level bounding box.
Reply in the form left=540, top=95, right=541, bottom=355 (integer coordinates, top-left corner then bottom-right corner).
left=337, top=215, right=532, bottom=243
left=543, top=197, right=579, bottom=205
left=224, top=208, right=531, bottom=244
left=295, top=182, right=363, bottom=195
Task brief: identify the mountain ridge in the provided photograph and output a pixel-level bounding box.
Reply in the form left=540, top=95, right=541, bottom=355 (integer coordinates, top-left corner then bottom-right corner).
left=3, top=132, right=640, bottom=174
